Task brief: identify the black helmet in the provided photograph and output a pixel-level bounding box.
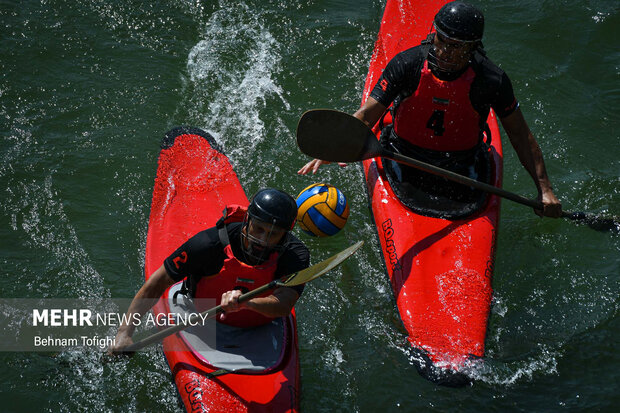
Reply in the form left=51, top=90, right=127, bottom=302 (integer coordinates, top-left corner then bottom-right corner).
left=247, top=188, right=297, bottom=230
left=434, top=1, right=484, bottom=42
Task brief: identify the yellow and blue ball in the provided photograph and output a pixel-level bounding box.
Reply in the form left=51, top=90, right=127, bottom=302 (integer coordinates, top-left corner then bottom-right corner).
left=296, top=183, right=349, bottom=237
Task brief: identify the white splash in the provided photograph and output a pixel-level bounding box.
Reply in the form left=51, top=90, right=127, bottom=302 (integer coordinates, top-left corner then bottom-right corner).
left=186, top=1, right=290, bottom=161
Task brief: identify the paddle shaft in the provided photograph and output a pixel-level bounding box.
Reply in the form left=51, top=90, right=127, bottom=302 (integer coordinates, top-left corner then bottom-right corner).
left=124, top=280, right=280, bottom=352
left=385, top=149, right=545, bottom=211
left=381, top=139, right=615, bottom=227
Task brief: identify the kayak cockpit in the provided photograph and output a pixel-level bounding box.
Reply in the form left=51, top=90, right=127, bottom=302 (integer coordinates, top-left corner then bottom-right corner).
left=380, top=125, right=494, bottom=220
left=167, top=281, right=288, bottom=374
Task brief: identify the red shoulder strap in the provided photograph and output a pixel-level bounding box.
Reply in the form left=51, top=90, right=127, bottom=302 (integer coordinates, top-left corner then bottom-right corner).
left=216, top=205, right=248, bottom=247
left=222, top=205, right=247, bottom=224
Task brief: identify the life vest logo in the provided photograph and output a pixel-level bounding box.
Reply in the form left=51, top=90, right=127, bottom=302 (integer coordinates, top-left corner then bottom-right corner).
left=382, top=219, right=402, bottom=272
left=432, top=97, right=450, bottom=106
left=236, top=277, right=255, bottom=284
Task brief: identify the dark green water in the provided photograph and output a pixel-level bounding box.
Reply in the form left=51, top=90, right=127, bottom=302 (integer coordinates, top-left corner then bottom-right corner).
left=1, top=0, right=618, bottom=411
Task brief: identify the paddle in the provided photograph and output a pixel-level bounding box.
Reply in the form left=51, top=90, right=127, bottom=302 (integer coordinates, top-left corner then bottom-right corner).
left=296, top=109, right=619, bottom=232
left=122, top=240, right=364, bottom=352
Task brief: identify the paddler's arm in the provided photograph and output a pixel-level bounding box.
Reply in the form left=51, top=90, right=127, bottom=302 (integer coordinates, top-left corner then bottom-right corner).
left=353, top=96, right=388, bottom=128
left=297, top=97, right=388, bottom=175
left=500, top=107, right=562, bottom=218
left=108, top=265, right=175, bottom=355
left=219, top=287, right=300, bottom=319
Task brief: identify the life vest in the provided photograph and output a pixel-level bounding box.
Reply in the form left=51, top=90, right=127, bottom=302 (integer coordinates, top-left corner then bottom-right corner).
left=393, top=60, right=481, bottom=151
left=193, top=205, right=280, bottom=328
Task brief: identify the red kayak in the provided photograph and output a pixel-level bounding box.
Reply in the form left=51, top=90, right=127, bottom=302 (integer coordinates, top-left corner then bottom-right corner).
left=362, top=0, right=503, bottom=385
left=145, top=127, right=299, bottom=412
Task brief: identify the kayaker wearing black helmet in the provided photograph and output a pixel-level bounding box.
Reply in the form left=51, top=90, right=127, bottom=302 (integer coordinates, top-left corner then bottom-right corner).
left=299, top=1, right=562, bottom=218
left=429, top=1, right=484, bottom=77
left=241, top=188, right=299, bottom=265
left=109, top=188, right=309, bottom=354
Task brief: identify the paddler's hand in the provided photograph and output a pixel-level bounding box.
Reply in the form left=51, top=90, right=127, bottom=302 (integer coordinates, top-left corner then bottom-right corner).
left=107, top=331, right=135, bottom=357
left=297, top=158, right=347, bottom=175
left=536, top=188, right=562, bottom=218
left=219, top=289, right=247, bottom=321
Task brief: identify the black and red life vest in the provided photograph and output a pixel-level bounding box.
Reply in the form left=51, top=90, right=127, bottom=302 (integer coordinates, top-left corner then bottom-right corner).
left=393, top=60, right=481, bottom=151
left=193, top=205, right=279, bottom=328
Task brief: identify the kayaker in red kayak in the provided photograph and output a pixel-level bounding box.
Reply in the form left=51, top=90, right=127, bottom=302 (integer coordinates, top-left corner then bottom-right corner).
left=108, top=188, right=309, bottom=354
left=298, top=1, right=562, bottom=218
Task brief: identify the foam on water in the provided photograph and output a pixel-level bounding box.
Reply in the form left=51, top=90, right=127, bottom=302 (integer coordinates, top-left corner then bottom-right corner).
left=476, top=247, right=619, bottom=387
left=186, top=1, right=290, bottom=166
left=1, top=133, right=105, bottom=301
left=463, top=345, right=562, bottom=387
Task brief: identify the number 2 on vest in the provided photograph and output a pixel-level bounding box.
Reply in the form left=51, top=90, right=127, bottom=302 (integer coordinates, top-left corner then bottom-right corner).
left=426, top=110, right=445, bottom=136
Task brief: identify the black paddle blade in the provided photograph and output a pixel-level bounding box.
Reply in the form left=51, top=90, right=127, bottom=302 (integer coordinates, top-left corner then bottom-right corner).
left=564, top=211, right=620, bottom=233
left=296, top=109, right=382, bottom=162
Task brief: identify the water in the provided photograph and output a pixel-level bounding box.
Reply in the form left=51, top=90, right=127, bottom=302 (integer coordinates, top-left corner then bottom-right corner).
left=1, top=0, right=618, bottom=411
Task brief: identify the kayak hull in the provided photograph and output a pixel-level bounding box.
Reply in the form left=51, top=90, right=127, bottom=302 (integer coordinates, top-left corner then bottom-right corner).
left=362, top=0, right=503, bottom=384
left=145, top=127, right=300, bottom=412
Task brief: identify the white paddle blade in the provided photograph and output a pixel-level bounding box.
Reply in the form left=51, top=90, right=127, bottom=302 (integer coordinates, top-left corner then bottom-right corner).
left=283, top=241, right=364, bottom=286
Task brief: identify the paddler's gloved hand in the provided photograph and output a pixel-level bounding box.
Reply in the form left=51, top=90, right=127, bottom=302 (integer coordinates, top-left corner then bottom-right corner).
left=219, top=289, right=247, bottom=321
left=297, top=158, right=347, bottom=175
left=536, top=188, right=562, bottom=218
